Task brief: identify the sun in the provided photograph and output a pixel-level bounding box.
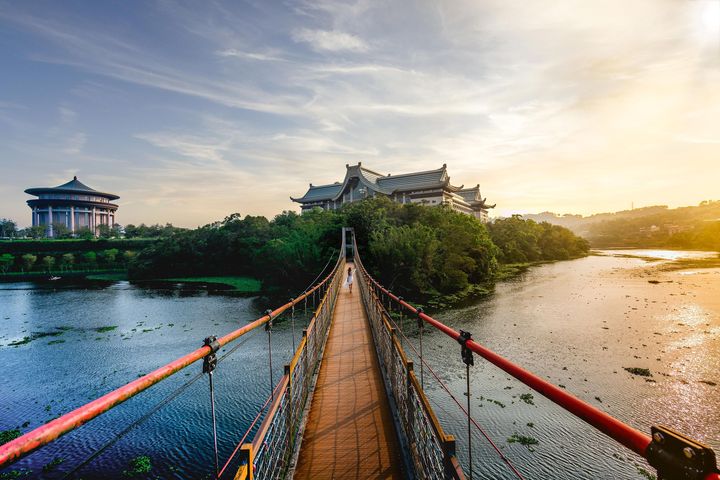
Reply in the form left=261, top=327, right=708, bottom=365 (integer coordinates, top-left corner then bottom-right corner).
left=692, top=0, right=720, bottom=44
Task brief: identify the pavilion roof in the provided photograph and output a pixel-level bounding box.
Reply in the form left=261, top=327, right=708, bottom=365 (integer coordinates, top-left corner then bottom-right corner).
left=25, top=176, right=119, bottom=200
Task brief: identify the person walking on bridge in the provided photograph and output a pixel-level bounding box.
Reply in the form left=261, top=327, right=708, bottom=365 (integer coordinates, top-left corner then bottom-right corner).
left=345, top=266, right=354, bottom=293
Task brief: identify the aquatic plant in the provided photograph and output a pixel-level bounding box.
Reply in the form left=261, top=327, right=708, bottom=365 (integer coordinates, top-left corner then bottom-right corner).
left=0, top=429, right=21, bottom=446
left=624, top=367, right=652, bottom=377
left=122, top=455, right=152, bottom=477
left=507, top=433, right=539, bottom=451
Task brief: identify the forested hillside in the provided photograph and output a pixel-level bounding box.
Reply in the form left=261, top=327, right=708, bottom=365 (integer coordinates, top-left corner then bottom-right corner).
left=524, top=201, right=720, bottom=250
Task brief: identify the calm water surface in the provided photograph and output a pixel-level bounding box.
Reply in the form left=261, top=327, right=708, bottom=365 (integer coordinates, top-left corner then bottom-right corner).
left=402, top=250, right=720, bottom=479
left=1, top=251, right=718, bottom=479
left=0, top=281, right=302, bottom=479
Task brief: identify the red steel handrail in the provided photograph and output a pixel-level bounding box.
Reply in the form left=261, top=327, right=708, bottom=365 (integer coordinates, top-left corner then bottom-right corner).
left=0, top=256, right=342, bottom=469
left=355, top=249, right=720, bottom=480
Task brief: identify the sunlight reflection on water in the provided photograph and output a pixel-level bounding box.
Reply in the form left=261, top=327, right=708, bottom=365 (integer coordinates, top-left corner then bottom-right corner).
left=601, top=249, right=717, bottom=261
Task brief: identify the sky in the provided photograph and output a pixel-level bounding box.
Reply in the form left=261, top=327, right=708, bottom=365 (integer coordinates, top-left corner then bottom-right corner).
left=0, top=0, right=719, bottom=228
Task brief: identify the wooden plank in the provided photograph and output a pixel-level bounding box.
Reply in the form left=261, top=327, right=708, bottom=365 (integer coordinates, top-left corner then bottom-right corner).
left=294, top=262, right=404, bottom=479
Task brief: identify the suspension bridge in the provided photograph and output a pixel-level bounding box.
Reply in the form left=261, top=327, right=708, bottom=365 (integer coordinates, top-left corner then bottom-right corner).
left=0, top=228, right=717, bottom=479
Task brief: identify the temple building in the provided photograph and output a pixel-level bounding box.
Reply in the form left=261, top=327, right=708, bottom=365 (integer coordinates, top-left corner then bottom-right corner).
left=291, top=163, right=494, bottom=221
left=25, top=176, right=119, bottom=237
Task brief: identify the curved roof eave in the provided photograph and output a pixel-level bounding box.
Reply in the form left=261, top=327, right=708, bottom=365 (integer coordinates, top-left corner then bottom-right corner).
left=24, top=187, right=120, bottom=200
left=328, top=166, right=392, bottom=201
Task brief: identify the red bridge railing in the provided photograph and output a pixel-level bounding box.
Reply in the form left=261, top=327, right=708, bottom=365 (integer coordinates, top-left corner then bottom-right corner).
left=353, top=235, right=719, bottom=480
left=0, top=252, right=344, bottom=472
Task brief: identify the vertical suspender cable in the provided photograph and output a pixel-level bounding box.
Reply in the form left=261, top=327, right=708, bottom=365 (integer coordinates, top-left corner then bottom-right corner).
left=290, top=299, right=296, bottom=352
left=459, top=330, right=474, bottom=480
left=417, top=307, right=425, bottom=389
left=209, top=371, right=219, bottom=479
left=265, top=310, right=274, bottom=401
left=203, top=336, right=221, bottom=479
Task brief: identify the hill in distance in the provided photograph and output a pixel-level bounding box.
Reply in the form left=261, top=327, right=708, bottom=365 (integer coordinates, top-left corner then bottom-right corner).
left=521, top=201, right=720, bottom=250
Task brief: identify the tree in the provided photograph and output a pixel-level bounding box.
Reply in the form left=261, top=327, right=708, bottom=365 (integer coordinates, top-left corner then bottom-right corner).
left=26, top=226, right=46, bottom=239
left=100, top=248, right=119, bottom=265
left=123, top=250, right=136, bottom=264
left=0, top=219, right=17, bottom=238
left=97, top=224, right=112, bottom=239
left=0, top=253, right=14, bottom=273
left=82, top=251, right=97, bottom=268
left=41, top=255, right=56, bottom=272
left=123, top=224, right=138, bottom=238
left=76, top=227, right=94, bottom=240
left=21, top=254, right=37, bottom=272
left=51, top=222, right=71, bottom=239
left=60, top=253, right=75, bottom=271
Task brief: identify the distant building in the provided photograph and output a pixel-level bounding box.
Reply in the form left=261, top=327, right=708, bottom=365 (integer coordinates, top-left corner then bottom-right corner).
left=291, top=163, right=494, bottom=221
left=25, top=176, right=119, bottom=237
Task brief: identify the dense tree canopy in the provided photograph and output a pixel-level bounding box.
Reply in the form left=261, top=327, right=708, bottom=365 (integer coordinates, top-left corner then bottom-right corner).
left=129, top=198, right=588, bottom=298
left=488, top=215, right=590, bottom=263
left=584, top=201, right=720, bottom=249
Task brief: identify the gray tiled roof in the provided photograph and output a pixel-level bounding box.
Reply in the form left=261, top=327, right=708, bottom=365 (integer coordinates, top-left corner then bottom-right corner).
left=376, top=168, right=446, bottom=191
left=457, top=186, right=480, bottom=203
left=54, top=177, right=97, bottom=192
left=291, top=183, right=343, bottom=202
left=292, top=163, right=460, bottom=203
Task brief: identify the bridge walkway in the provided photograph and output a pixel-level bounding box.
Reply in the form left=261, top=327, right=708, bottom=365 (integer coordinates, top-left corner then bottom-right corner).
left=294, top=262, right=404, bottom=479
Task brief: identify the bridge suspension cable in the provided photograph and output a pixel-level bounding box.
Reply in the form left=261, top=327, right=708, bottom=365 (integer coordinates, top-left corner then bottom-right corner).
left=0, top=248, right=344, bottom=471
left=387, top=310, right=527, bottom=480
left=353, top=233, right=719, bottom=480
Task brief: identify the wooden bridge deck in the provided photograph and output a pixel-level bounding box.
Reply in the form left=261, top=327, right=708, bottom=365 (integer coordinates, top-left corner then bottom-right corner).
left=294, top=262, right=404, bottom=479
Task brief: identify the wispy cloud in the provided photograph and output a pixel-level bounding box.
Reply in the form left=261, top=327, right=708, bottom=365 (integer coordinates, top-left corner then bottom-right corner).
left=62, top=132, right=86, bottom=154
left=1, top=0, right=719, bottom=227
left=215, top=48, right=286, bottom=62
left=291, top=28, right=368, bottom=52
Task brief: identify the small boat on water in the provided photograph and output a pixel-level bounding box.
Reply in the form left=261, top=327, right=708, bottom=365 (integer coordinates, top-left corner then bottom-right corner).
left=49, top=276, right=61, bottom=281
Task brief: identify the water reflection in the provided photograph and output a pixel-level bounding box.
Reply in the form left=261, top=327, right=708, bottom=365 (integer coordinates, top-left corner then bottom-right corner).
left=1, top=253, right=718, bottom=479
left=400, top=251, right=719, bottom=479
left=0, top=280, right=302, bottom=479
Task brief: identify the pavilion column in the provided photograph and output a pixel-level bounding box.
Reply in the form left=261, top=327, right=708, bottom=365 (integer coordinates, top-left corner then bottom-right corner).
left=31, top=208, right=36, bottom=227
left=70, top=206, right=75, bottom=233
left=48, top=206, right=54, bottom=237
left=92, top=207, right=96, bottom=235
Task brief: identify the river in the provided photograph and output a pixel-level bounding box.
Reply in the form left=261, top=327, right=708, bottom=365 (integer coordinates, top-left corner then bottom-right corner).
left=1, top=250, right=718, bottom=479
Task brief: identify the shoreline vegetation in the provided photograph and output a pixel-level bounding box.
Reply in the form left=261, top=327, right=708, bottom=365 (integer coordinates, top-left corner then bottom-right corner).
left=2, top=202, right=717, bottom=309
left=125, top=198, right=591, bottom=309
left=151, top=276, right=262, bottom=293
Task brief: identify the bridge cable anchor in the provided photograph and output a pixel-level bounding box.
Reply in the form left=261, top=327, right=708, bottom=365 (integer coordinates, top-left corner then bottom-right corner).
left=458, top=329, right=474, bottom=480
left=647, top=425, right=718, bottom=480
left=202, top=335, right=221, bottom=479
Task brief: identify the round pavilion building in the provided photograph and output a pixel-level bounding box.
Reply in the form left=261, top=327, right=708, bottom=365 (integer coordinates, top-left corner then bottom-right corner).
left=25, top=176, right=119, bottom=237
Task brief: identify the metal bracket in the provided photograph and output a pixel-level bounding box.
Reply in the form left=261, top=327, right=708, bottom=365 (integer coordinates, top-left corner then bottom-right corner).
left=265, top=309, right=273, bottom=331
left=457, top=330, right=474, bottom=366
left=647, top=425, right=718, bottom=480
left=202, top=335, right=220, bottom=374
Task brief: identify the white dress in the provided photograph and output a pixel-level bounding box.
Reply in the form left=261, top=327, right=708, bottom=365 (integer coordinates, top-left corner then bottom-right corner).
left=345, top=272, right=354, bottom=287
